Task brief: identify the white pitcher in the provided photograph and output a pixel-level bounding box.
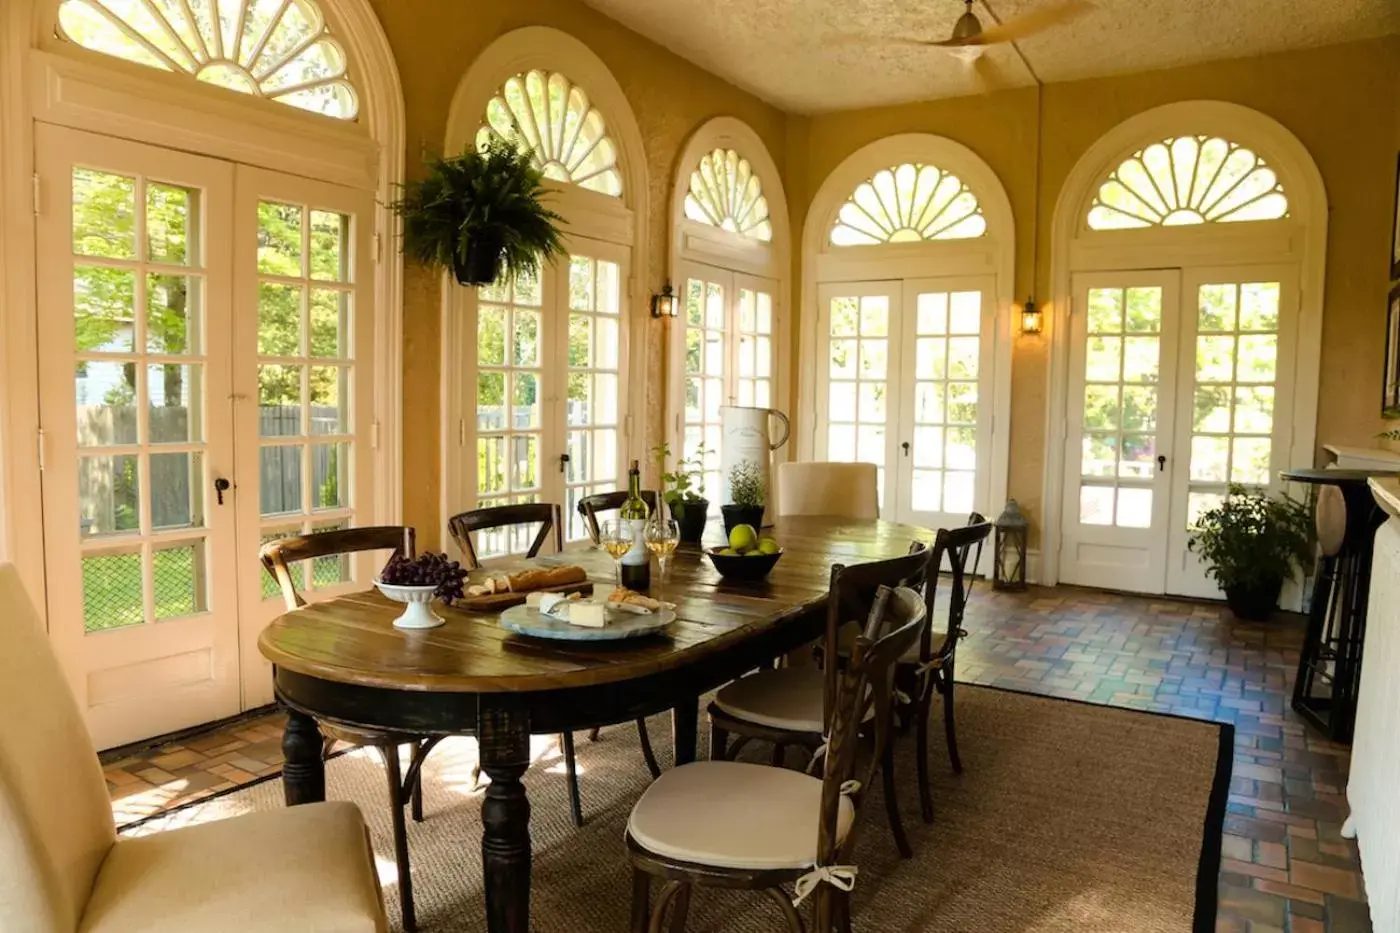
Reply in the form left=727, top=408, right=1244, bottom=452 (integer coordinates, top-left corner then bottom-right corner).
left=719, top=406, right=791, bottom=525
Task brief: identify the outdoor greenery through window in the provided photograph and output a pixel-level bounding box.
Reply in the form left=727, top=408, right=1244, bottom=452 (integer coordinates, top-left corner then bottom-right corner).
left=57, top=0, right=359, bottom=119
left=1087, top=136, right=1288, bottom=230
left=684, top=149, right=772, bottom=241
left=476, top=70, right=622, bottom=197
left=830, top=162, right=986, bottom=246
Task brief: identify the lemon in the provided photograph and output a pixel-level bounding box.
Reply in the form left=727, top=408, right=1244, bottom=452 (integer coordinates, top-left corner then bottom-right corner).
left=758, top=538, right=781, bottom=555
left=717, top=547, right=739, bottom=556
left=728, top=524, right=758, bottom=552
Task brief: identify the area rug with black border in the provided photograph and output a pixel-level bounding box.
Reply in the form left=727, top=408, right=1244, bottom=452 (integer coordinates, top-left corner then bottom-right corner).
left=124, top=685, right=1232, bottom=932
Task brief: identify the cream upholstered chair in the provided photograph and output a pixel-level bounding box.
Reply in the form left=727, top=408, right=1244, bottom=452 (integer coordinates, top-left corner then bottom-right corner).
left=775, top=461, right=879, bottom=519
left=0, top=564, right=387, bottom=933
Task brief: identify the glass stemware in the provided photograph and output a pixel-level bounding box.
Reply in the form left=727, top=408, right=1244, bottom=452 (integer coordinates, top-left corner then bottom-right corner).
left=645, top=518, right=681, bottom=594
left=599, top=519, right=632, bottom=586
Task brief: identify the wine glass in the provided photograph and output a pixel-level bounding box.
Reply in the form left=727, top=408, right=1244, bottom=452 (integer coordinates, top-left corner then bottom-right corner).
left=599, top=519, right=632, bottom=586
left=645, top=518, right=681, bottom=593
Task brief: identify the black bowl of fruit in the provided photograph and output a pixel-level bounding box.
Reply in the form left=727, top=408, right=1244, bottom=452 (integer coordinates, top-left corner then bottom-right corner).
left=375, top=553, right=467, bottom=630
left=705, top=524, right=783, bottom=582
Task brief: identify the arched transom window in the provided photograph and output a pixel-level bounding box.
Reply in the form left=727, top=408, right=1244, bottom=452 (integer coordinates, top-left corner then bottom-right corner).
left=1087, top=136, right=1289, bottom=230
left=56, top=0, right=359, bottom=119
left=830, top=162, right=986, bottom=247
left=684, top=149, right=772, bottom=242
left=476, top=71, right=622, bottom=197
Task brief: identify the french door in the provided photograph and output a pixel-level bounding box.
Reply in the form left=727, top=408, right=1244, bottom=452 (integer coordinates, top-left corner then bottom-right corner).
left=812, top=276, right=996, bottom=528
left=35, top=124, right=375, bottom=746
left=671, top=262, right=778, bottom=507
left=471, top=237, right=630, bottom=557
left=1059, top=266, right=1296, bottom=596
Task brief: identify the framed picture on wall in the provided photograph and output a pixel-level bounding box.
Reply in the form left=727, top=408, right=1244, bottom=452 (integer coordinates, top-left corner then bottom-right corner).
left=1386, top=285, right=1400, bottom=418
left=1392, top=154, right=1400, bottom=280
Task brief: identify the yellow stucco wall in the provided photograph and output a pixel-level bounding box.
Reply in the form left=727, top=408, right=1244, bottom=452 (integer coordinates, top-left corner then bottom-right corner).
left=368, top=0, right=789, bottom=548
left=794, top=36, right=1400, bottom=544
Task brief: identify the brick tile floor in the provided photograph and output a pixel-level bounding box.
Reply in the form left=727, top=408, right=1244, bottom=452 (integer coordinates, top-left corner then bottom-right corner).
left=101, top=583, right=1369, bottom=932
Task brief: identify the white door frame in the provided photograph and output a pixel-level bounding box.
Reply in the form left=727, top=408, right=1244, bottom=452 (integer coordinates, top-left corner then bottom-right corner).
left=1040, top=101, right=1329, bottom=588
left=798, top=134, right=1015, bottom=520
left=0, top=0, right=405, bottom=628
left=438, top=27, right=649, bottom=549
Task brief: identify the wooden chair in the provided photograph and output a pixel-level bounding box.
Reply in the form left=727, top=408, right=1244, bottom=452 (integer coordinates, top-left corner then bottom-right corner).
left=260, top=525, right=429, bottom=932
left=576, top=489, right=659, bottom=545
left=0, top=563, right=389, bottom=933
left=628, top=584, right=928, bottom=933
left=446, top=502, right=662, bottom=828
left=707, top=542, right=932, bottom=858
left=775, top=462, right=879, bottom=520
left=447, top=502, right=562, bottom=570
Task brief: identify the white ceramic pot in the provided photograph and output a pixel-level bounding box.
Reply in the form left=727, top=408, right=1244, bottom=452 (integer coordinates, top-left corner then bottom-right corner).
left=719, top=405, right=790, bottom=526
left=374, top=580, right=445, bottom=630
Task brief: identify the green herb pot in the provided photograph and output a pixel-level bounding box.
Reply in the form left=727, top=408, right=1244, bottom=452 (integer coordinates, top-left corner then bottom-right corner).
left=721, top=504, right=765, bottom=536
left=674, top=498, right=709, bottom=544
left=453, top=231, right=504, bottom=286
left=1225, top=576, right=1283, bottom=621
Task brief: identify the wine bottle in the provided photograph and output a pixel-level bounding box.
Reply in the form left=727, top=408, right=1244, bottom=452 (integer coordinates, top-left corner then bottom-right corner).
left=619, top=459, right=651, bottom=591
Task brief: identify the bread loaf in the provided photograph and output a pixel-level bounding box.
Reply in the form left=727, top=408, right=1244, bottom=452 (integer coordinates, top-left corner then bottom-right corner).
left=506, top=565, right=587, bottom=592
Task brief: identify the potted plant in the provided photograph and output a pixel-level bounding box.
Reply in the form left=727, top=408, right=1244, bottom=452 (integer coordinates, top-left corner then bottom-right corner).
left=653, top=443, right=710, bottom=543
left=392, top=137, right=565, bottom=286
left=1187, top=483, right=1314, bottom=621
left=721, top=460, right=766, bottom=537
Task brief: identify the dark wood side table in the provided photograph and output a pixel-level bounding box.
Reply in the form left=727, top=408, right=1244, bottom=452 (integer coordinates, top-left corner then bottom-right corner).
left=1282, top=468, right=1400, bottom=742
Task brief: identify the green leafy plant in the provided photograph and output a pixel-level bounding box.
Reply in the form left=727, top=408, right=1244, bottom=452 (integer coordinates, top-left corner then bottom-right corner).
left=1378, top=427, right=1400, bottom=441
left=653, top=443, right=708, bottom=519
left=392, top=137, right=565, bottom=285
left=727, top=460, right=766, bottom=508
left=1187, top=484, right=1313, bottom=592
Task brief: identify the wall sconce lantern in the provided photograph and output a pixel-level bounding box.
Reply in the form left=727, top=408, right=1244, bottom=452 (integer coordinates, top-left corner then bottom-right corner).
left=993, top=498, right=1029, bottom=592
left=1020, top=296, right=1043, bottom=335
left=651, top=284, right=678, bottom=319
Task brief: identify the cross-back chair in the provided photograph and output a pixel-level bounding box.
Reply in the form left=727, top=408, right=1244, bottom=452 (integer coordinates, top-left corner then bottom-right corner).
left=576, top=489, right=659, bottom=545
left=259, top=525, right=424, bottom=930
left=707, top=541, right=932, bottom=858
left=627, top=584, right=928, bottom=933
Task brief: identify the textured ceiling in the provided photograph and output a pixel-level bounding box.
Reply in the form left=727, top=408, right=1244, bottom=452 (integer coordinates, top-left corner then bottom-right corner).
left=577, top=0, right=1400, bottom=113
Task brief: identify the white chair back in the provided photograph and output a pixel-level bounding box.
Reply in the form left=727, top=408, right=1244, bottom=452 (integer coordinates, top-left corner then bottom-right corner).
left=775, top=462, right=879, bottom=520
left=0, top=564, right=116, bottom=933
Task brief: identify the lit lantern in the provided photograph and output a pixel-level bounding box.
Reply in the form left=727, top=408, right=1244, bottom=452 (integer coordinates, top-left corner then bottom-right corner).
left=993, top=499, right=1028, bottom=591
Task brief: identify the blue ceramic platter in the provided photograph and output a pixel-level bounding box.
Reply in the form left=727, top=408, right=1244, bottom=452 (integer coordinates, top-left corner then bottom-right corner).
left=499, top=604, right=677, bottom=642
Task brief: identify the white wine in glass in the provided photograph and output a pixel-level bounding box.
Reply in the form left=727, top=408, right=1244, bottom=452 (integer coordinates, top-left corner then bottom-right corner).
left=645, top=519, right=680, bottom=593
left=600, top=519, right=632, bottom=586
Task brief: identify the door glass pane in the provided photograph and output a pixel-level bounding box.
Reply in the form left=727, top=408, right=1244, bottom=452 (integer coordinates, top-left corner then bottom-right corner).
left=736, top=288, right=775, bottom=420
left=683, top=277, right=725, bottom=507
left=826, top=293, right=893, bottom=502
left=1077, top=285, right=1161, bottom=526
left=562, top=255, right=624, bottom=543
left=907, top=290, right=981, bottom=515
left=1184, top=281, right=1282, bottom=526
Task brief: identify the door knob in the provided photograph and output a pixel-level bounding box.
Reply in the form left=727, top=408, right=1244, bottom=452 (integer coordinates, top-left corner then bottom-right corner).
left=559, top=453, right=571, bottom=474
left=214, top=477, right=231, bottom=505
left=1157, top=455, right=1167, bottom=472
left=901, top=441, right=911, bottom=457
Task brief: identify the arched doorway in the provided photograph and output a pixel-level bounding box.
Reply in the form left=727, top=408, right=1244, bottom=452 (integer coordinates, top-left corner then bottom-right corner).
left=1041, top=101, right=1328, bottom=598
left=799, top=134, right=1014, bottom=531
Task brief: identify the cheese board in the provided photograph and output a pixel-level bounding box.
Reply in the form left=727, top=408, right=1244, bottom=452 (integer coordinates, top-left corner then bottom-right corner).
left=456, top=580, right=594, bottom=612
left=499, top=603, right=678, bottom=642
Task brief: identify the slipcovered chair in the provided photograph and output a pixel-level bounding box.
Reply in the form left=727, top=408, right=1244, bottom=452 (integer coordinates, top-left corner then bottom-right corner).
left=775, top=461, right=879, bottom=519
left=0, top=564, right=387, bottom=933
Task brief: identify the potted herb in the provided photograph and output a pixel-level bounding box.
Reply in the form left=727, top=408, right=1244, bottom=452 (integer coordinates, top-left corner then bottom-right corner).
left=653, top=443, right=710, bottom=543
left=1187, top=483, right=1314, bottom=621
left=392, top=137, right=565, bottom=286
left=722, top=460, right=766, bottom=537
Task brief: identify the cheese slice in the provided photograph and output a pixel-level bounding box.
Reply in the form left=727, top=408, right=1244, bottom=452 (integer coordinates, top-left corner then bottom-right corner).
left=568, top=601, right=608, bottom=628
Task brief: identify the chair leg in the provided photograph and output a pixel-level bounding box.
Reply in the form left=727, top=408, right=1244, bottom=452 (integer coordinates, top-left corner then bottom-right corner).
left=836, top=890, right=853, bottom=933
left=562, top=731, right=584, bottom=828
left=637, top=718, right=662, bottom=778
left=942, top=664, right=963, bottom=775
left=881, top=734, right=913, bottom=859
left=710, top=720, right=730, bottom=761
left=649, top=882, right=684, bottom=933
left=378, top=745, right=417, bottom=933
left=771, top=743, right=786, bottom=767
left=589, top=727, right=602, bottom=742
left=916, top=683, right=935, bottom=824
left=667, top=883, right=692, bottom=933
left=765, top=886, right=807, bottom=933
left=630, top=868, right=652, bottom=933
left=405, top=736, right=444, bottom=824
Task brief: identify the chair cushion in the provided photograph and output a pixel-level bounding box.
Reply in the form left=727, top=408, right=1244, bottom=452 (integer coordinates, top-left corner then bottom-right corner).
left=713, top=666, right=826, bottom=733
left=79, top=802, right=385, bottom=933
left=628, top=761, right=853, bottom=871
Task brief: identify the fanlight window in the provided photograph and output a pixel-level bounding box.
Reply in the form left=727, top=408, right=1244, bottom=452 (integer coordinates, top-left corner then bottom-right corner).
left=56, top=0, right=358, bottom=119
left=476, top=71, right=622, bottom=198
left=830, top=162, right=986, bottom=247
left=1087, top=136, right=1289, bottom=230
left=684, top=149, right=772, bottom=242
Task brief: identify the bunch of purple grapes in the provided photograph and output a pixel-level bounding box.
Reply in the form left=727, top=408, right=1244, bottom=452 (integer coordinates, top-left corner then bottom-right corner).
left=380, top=552, right=468, bottom=604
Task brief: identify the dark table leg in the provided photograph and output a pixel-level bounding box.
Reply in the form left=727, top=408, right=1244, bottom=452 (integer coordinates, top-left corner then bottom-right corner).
left=672, top=695, right=699, bottom=766
left=479, top=700, right=533, bottom=933
left=281, top=707, right=325, bottom=805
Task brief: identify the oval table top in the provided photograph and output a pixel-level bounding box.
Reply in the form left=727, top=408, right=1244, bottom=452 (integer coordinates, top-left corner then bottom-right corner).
left=258, top=516, right=932, bottom=694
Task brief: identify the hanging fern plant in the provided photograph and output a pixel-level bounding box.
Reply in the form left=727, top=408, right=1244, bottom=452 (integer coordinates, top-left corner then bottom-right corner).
left=392, top=137, right=566, bottom=286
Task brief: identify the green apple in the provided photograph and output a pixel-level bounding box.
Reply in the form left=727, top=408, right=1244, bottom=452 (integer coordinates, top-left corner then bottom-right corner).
left=717, top=547, right=739, bottom=556
left=728, top=524, right=758, bottom=552
left=758, top=538, right=781, bottom=555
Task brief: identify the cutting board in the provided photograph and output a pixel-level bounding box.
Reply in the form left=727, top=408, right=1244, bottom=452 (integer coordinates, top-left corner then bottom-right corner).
left=455, top=580, right=594, bottom=612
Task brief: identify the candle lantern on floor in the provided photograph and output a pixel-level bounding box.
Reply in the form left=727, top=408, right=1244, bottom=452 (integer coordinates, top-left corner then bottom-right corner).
left=993, top=499, right=1028, bottom=591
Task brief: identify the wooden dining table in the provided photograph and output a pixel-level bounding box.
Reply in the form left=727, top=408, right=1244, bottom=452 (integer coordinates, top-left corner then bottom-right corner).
left=258, top=516, right=932, bottom=933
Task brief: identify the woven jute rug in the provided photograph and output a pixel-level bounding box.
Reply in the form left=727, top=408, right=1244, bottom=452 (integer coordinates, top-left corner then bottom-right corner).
left=125, top=686, right=1231, bottom=932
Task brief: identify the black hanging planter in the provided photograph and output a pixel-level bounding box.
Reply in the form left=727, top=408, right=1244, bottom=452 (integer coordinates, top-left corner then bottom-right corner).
left=673, top=498, right=709, bottom=544
left=721, top=504, right=765, bottom=537
left=1224, top=575, right=1284, bottom=621
left=452, top=231, right=505, bottom=286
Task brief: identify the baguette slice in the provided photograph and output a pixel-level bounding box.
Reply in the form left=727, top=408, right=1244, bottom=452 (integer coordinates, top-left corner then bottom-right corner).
left=507, top=565, right=587, bottom=592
